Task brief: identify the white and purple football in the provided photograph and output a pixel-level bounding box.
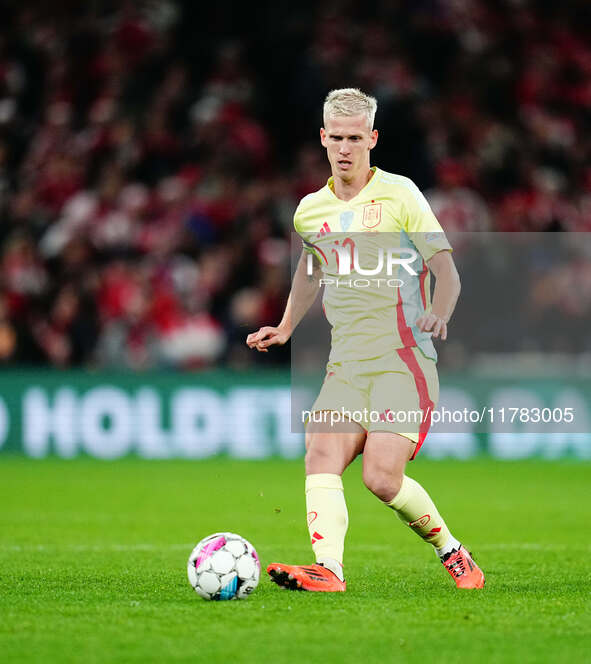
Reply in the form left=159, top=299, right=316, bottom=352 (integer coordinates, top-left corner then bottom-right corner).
left=187, top=532, right=260, bottom=600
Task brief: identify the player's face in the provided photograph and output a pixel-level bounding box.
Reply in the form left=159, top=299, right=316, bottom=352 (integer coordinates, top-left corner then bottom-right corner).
left=320, top=114, right=378, bottom=181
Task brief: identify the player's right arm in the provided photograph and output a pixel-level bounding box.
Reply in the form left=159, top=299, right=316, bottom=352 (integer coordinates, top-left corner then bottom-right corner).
left=246, top=250, right=322, bottom=352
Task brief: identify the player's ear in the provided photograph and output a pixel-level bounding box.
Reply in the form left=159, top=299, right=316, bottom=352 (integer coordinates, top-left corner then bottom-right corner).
left=369, top=129, right=378, bottom=150
left=320, top=127, right=327, bottom=147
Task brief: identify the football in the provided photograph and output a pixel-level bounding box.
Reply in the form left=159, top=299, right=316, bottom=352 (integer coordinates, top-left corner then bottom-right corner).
left=187, top=532, right=261, bottom=600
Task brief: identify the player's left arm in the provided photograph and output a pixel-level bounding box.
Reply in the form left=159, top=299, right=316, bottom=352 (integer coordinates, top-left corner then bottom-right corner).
left=416, top=250, right=461, bottom=340
left=397, top=177, right=460, bottom=340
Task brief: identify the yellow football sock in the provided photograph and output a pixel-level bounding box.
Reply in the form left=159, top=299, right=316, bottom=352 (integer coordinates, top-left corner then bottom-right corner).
left=305, top=473, right=348, bottom=566
left=386, top=475, right=451, bottom=549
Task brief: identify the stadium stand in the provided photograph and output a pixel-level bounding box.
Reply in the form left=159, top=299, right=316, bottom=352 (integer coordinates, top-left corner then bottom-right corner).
left=0, top=1, right=589, bottom=369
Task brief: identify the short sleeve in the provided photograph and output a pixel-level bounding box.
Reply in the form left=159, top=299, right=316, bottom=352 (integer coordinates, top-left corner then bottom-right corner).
left=294, top=203, right=324, bottom=264
left=301, top=238, right=324, bottom=264
left=400, top=178, right=452, bottom=262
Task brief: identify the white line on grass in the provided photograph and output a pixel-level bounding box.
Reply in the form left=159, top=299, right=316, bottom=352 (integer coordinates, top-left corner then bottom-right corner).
left=2, top=542, right=589, bottom=553
left=1, top=543, right=195, bottom=552
left=348, top=542, right=591, bottom=552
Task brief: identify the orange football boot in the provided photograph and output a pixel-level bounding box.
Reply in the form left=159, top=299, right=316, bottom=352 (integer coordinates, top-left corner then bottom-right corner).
left=441, top=545, right=485, bottom=589
left=267, top=563, right=346, bottom=592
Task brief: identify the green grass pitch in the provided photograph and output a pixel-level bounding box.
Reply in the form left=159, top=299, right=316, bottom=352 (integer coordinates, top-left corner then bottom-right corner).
left=1, top=456, right=590, bottom=663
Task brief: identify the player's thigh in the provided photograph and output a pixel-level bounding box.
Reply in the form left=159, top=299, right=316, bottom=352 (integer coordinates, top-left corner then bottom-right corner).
left=305, top=416, right=366, bottom=475
left=367, top=350, right=439, bottom=462
left=305, top=362, right=368, bottom=475
left=362, top=431, right=415, bottom=500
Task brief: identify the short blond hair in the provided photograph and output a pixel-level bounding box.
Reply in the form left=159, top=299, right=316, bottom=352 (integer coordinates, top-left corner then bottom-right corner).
left=323, top=88, right=378, bottom=130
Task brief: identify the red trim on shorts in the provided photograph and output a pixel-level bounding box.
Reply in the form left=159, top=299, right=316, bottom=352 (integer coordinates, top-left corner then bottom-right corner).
left=418, top=261, right=428, bottom=309
left=396, top=347, right=434, bottom=460
left=395, top=288, right=417, bottom=347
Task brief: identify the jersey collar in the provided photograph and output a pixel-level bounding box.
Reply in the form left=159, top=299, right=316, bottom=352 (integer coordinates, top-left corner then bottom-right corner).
left=326, top=166, right=379, bottom=203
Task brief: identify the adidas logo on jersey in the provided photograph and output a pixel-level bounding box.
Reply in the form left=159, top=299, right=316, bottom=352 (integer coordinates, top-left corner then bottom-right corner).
left=316, top=222, right=331, bottom=238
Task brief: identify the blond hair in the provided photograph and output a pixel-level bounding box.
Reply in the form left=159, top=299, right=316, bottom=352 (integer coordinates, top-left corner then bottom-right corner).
left=323, top=88, right=378, bottom=130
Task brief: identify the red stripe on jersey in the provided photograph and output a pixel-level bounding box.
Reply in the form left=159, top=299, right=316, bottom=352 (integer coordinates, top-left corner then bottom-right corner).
left=396, top=347, right=434, bottom=460
left=419, top=262, right=428, bottom=309
left=395, top=287, right=417, bottom=348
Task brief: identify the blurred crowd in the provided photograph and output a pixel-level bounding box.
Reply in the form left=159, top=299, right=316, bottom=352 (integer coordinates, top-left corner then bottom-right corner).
left=0, top=0, right=589, bottom=369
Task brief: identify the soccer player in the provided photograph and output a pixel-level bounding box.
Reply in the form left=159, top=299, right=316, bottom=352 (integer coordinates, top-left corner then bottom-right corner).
left=246, top=88, right=485, bottom=591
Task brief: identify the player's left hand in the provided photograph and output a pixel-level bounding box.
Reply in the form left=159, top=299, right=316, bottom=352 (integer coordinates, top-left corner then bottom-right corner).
left=415, top=313, right=448, bottom=340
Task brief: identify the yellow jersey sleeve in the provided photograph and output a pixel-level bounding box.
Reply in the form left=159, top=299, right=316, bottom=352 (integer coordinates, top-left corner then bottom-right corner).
left=398, top=177, right=452, bottom=262
left=293, top=191, right=330, bottom=265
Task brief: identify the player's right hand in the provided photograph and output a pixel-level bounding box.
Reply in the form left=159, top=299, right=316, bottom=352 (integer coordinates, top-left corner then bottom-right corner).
left=246, top=326, right=290, bottom=352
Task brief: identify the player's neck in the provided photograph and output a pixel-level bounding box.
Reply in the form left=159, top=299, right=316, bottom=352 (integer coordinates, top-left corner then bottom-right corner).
left=332, top=167, right=374, bottom=201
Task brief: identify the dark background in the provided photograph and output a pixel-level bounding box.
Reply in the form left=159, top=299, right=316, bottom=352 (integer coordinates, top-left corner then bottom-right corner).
left=0, top=0, right=589, bottom=370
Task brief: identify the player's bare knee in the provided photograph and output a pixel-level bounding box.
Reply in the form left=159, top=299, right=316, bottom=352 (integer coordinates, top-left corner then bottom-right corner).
left=304, top=447, right=321, bottom=474
left=363, top=466, right=402, bottom=503
left=305, top=437, right=334, bottom=474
